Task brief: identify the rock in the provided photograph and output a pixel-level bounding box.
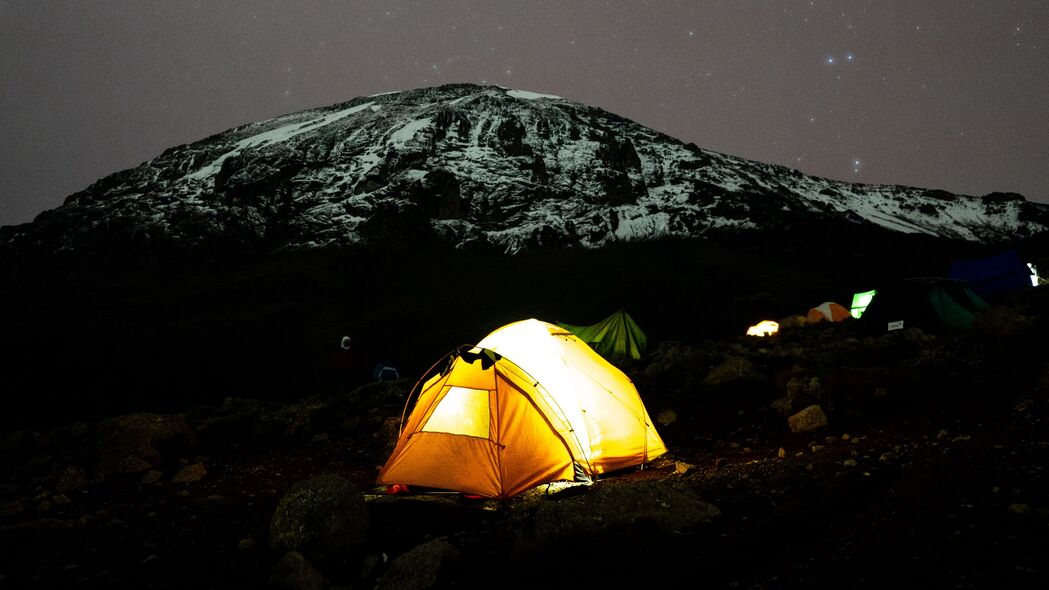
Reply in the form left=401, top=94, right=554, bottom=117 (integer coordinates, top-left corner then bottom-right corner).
left=655, top=409, right=677, bottom=426
left=46, top=421, right=89, bottom=445
left=94, top=413, right=197, bottom=476
left=141, top=470, right=164, bottom=485
left=270, top=551, right=327, bottom=590
left=380, top=417, right=401, bottom=458
left=974, top=306, right=1034, bottom=339
left=529, top=480, right=720, bottom=543
left=0, top=500, right=25, bottom=519
left=777, top=447, right=786, bottom=458
left=270, top=474, right=368, bottom=569
left=1008, top=503, right=1033, bottom=516
left=375, top=537, right=461, bottom=590
left=786, top=376, right=824, bottom=411
left=770, top=397, right=791, bottom=416
left=702, top=357, right=766, bottom=387
left=843, top=459, right=859, bottom=468
left=51, top=494, right=71, bottom=506
left=45, top=466, right=89, bottom=494
left=238, top=537, right=256, bottom=551
left=171, top=463, right=207, bottom=484
left=788, top=405, right=828, bottom=433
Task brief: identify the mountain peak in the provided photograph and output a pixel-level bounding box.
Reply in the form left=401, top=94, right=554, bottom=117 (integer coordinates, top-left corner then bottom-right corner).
left=3, top=83, right=1048, bottom=269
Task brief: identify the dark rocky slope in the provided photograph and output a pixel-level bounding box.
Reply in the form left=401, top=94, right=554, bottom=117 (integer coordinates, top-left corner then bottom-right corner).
left=2, top=285, right=1048, bottom=589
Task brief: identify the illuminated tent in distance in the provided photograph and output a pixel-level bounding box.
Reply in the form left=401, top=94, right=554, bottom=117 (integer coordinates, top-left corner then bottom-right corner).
left=747, top=320, right=779, bottom=337
left=850, top=289, right=877, bottom=319
left=376, top=319, right=667, bottom=499
left=806, top=301, right=851, bottom=324
left=556, top=308, right=648, bottom=361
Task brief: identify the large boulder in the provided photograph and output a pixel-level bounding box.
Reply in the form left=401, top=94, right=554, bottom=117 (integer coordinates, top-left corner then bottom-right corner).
left=269, top=474, right=369, bottom=570
left=269, top=551, right=328, bottom=590
left=513, top=479, right=720, bottom=581
left=94, top=413, right=197, bottom=476
left=375, top=537, right=461, bottom=590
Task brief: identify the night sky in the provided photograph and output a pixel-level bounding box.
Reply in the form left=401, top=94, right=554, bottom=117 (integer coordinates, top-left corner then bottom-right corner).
left=2, top=1, right=1047, bottom=228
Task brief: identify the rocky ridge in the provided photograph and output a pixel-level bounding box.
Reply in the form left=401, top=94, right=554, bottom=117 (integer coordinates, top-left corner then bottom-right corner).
left=2, top=83, right=1047, bottom=270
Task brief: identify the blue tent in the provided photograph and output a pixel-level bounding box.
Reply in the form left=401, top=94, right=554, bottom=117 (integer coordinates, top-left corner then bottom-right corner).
left=948, top=249, right=1033, bottom=297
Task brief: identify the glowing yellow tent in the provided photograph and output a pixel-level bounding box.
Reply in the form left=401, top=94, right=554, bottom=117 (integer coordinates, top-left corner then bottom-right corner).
left=376, top=319, right=667, bottom=499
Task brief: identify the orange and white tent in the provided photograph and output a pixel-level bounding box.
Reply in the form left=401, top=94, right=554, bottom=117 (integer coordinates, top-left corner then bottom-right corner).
left=806, top=301, right=851, bottom=324
left=376, top=319, right=667, bottom=499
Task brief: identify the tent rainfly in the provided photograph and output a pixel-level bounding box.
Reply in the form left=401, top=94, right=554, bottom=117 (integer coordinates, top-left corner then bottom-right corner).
left=557, top=309, right=648, bottom=360
left=376, top=319, right=667, bottom=499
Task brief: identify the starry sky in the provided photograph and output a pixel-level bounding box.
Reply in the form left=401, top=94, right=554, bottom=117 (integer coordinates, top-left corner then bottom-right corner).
left=1, top=0, right=1047, bottom=227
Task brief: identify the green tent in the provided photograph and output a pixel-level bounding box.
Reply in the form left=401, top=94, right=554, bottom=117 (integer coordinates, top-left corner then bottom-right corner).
left=857, top=278, right=990, bottom=334
left=557, top=309, right=648, bottom=360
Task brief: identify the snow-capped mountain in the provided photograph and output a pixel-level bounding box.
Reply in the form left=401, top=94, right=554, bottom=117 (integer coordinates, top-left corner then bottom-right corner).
left=3, top=83, right=1048, bottom=263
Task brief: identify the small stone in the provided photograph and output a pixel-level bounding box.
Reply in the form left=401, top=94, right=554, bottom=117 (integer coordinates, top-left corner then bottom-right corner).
left=238, top=537, right=256, bottom=551
left=310, top=433, right=329, bottom=443
left=841, top=433, right=851, bottom=441
left=1008, top=503, right=1033, bottom=516
left=810, top=444, right=825, bottom=453
left=37, top=501, right=53, bottom=512
left=878, top=452, right=897, bottom=463
left=171, top=463, right=207, bottom=484
left=656, top=409, right=677, bottom=426
left=141, top=470, right=164, bottom=485
left=805, top=464, right=814, bottom=471
left=177, top=490, right=190, bottom=497
left=0, top=500, right=25, bottom=518
left=777, top=447, right=786, bottom=458
left=936, top=429, right=949, bottom=441
left=843, top=459, right=859, bottom=468
left=51, top=493, right=71, bottom=506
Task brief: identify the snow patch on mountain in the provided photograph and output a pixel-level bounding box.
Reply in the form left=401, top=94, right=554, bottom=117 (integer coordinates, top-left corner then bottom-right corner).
left=506, top=89, right=563, bottom=101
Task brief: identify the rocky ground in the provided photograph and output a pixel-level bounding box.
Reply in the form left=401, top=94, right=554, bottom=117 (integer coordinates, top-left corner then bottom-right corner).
left=2, top=286, right=1049, bottom=590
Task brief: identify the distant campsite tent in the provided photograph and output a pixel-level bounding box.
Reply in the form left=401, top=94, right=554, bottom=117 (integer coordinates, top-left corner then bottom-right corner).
left=557, top=309, right=647, bottom=360
left=850, top=289, right=877, bottom=319
left=376, top=319, right=667, bottom=499
left=806, top=301, right=851, bottom=324
left=857, top=278, right=990, bottom=334
left=747, top=320, right=780, bottom=336
left=948, top=249, right=1034, bottom=297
